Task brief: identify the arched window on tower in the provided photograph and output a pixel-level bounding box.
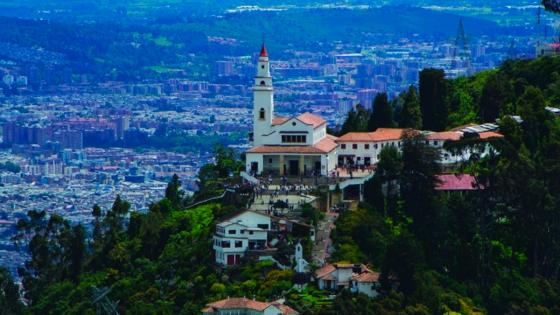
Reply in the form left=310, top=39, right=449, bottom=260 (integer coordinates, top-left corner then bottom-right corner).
left=260, top=80, right=266, bottom=86
left=259, top=108, right=265, bottom=120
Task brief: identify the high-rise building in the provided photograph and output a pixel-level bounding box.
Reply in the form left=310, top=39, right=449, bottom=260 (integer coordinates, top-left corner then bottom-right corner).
left=216, top=60, right=234, bottom=76
left=115, top=116, right=130, bottom=140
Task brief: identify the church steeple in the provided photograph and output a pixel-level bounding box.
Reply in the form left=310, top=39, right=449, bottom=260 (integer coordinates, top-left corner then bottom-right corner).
left=256, top=43, right=271, bottom=79
left=260, top=43, right=268, bottom=57
left=252, top=43, right=274, bottom=146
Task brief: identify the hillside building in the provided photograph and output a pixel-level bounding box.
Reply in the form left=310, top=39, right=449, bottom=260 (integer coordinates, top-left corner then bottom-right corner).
left=213, top=210, right=273, bottom=266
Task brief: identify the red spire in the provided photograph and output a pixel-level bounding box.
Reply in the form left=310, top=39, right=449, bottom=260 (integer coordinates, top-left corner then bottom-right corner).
left=259, top=43, right=268, bottom=57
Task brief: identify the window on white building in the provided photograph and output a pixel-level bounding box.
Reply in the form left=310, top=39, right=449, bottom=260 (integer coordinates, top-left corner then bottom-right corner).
left=341, top=144, right=346, bottom=149
left=352, top=144, right=357, bottom=150
left=228, top=230, right=236, bottom=234
left=235, top=241, right=243, bottom=248
left=365, top=144, right=370, bottom=149
left=259, top=108, right=265, bottom=120
left=282, top=135, right=307, bottom=143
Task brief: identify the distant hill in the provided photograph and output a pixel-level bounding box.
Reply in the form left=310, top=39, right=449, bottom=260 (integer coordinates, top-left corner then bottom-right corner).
left=0, top=5, right=514, bottom=81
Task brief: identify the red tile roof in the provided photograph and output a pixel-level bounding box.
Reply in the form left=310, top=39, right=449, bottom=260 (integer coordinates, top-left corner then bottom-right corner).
left=337, top=128, right=405, bottom=142
left=247, top=137, right=337, bottom=154
left=297, top=112, right=326, bottom=129
left=435, top=174, right=483, bottom=191
left=426, top=131, right=463, bottom=141
left=315, top=264, right=336, bottom=279
left=314, top=136, right=338, bottom=152
left=353, top=271, right=380, bottom=283
left=202, top=298, right=297, bottom=314
left=204, top=298, right=269, bottom=312
left=336, top=132, right=373, bottom=142
left=275, top=304, right=299, bottom=315
left=478, top=131, right=503, bottom=139
left=272, top=117, right=289, bottom=126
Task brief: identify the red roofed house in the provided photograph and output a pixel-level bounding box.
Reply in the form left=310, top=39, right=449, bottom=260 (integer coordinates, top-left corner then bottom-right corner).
left=335, top=128, right=404, bottom=167
left=425, top=131, right=466, bottom=164
left=201, top=297, right=298, bottom=315
left=246, top=44, right=338, bottom=176
left=351, top=269, right=381, bottom=298
left=315, top=263, right=380, bottom=297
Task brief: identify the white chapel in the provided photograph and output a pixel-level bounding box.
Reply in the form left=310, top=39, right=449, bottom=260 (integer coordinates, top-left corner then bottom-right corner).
left=244, top=45, right=503, bottom=178
left=245, top=44, right=338, bottom=176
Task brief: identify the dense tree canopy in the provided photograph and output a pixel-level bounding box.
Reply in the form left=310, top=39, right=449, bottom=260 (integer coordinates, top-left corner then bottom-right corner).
left=331, top=56, right=560, bottom=314
left=339, top=104, right=370, bottom=135
left=419, top=68, right=448, bottom=131
left=7, top=56, right=560, bottom=315
left=368, top=92, right=395, bottom=131
left=399, top=86, right=423, bottom=129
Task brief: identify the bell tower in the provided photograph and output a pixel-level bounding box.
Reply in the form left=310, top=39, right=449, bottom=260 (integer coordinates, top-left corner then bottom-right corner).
left=252, top=43, right=273, bottom=146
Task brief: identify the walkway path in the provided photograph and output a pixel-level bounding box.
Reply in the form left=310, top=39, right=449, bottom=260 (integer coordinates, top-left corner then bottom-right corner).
left=311, top=209, right=338, bottom=266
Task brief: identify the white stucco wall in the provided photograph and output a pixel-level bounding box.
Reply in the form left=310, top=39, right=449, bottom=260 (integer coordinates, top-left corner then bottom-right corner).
left=352, top=281, right=379, bottom=298
left=337, top=140, right=401, bottom=165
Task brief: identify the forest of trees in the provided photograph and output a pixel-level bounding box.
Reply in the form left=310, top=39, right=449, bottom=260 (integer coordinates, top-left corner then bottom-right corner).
left=2, top=57, right=560, bottom=314
left=327, top=56, right=560, bottom=314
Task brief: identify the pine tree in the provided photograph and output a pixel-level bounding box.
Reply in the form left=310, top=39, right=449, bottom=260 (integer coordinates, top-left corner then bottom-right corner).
left=419, top=68, right=448, bottom=131
left=478, top=72, right=513, bottom=122
left=0, top=268, right=25, bottom=314
left=165, top=174, right=184, bottom=209
left=340, top=104, right=370, bottom=134
left=399, top=86, right=422, bottom=129
left=368, top=93, right=394, bottom=131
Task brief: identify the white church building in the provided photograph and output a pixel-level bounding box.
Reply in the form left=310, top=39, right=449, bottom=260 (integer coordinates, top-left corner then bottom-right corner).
left=244, top=45, right=503, bottom=178
left=245, top=45, right=338, bottom=176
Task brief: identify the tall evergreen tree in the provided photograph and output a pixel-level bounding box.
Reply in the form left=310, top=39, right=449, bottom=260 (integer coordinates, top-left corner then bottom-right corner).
left=340, top=104, right=370, bottom=134
left=400, top=130, right=441, bottom=257
left=165, top=174, right=184, bottom=209
left=376, top=146, right=403, bottom=212
left=478, top=72, right=513, bottom=122
left=419, top=68, right=448, bottom=131
left=368, top=92, right=394, bottom=131
left=399, top=86, right=423, bottom=129
left=67, top=225, right=85, bottom=282
left=0, top=268, right=25, bottom=314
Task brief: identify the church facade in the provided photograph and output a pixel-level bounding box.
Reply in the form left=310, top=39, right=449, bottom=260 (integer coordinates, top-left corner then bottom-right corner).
left=245, top=45, right=338, bottom=176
